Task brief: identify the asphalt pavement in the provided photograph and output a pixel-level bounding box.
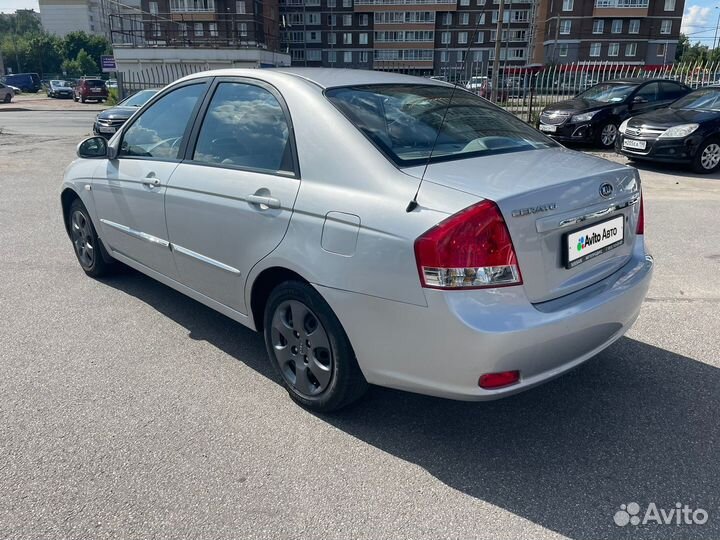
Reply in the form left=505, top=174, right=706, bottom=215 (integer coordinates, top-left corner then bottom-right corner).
left=0, top=108, right=719, bottom=540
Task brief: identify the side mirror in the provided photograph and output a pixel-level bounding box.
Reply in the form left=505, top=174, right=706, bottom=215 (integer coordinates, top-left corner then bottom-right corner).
left=632, top=96, right=648, bottom=105
left=77, top=136, right=108, bottom=159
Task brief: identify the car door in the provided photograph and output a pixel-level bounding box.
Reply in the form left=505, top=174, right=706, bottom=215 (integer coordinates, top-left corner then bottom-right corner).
left=660, top=81, right=690, bottom=106
left=164, top=78, right=301, bottom=315
left=92, top=80, right=208, bottom=280
left=629, top=82, right=663, bottom=114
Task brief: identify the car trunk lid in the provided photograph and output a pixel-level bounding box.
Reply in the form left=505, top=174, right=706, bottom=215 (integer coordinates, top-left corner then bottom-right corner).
left=405, top=147, right=641, bottom=303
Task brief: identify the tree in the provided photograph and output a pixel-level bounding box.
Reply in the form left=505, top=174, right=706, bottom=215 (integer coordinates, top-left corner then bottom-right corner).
left=75, top=49, right=98, bottom=76
left=675, top=33, right=689, bottom=62
left=62, top=32, right=110, bottom=68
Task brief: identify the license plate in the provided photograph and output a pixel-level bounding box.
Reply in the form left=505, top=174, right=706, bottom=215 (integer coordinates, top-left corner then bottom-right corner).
left=539, top=124, right=557, bottom=133
left=98, top=126, right=116, bottom=133
left=623, top=138, right=647, bottom=150
left=564, top=215, right=625, bottom=269
left=91, top=88, right=101, bottom=92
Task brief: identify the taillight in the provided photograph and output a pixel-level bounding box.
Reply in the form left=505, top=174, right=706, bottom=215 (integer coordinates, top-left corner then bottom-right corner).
left=414, top=200, right=522, bottom=289
left=479, top=370, right=520, bottom=389
left=636, top=194, right=644, bottom=235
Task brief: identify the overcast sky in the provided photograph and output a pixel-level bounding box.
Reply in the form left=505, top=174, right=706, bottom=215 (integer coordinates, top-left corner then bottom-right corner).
left=1, top=0, right=718, bottom=45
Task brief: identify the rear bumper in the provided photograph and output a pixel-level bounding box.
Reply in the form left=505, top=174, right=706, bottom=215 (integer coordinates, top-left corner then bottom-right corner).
left=317, top=238, right=653, bottom=401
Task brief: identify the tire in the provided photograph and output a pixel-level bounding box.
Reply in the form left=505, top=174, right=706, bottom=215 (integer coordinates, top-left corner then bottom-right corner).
left=3, top=93, right=10, bottom=103
left=73, top=94, right=78, bottom=102
left=692, top=138, right=720, bottom=174
left=596, top=121, right=619, bottom=149
left=68, top=199, right=115, bottom=278
left=264, top=281, right=368, bottom=412
left=80, top=95, right=86, bottom=103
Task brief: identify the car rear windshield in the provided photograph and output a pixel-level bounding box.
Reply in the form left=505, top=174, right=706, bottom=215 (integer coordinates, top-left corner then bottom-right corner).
left=86, top=80, right=106, bottom=87
left=671, top=88, right=720, bottom=111
left=577, top=83, right=636, bottom=103
left=325, top=84, right=556, bottom=167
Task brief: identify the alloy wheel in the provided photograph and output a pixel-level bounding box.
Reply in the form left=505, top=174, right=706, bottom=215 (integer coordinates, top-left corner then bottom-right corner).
left=71, top=209, right=94, bottom=268
left=270, top=300, right=333, bottom=398
left=601, top=124, right=618, bottom=147
left=700, top=143, right=720, bottom=170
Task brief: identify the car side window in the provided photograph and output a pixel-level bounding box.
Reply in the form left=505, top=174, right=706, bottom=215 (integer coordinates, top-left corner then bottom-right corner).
left=634, top=82, right=660, bottom=102
left=120, top=83, right=205, bottom=160
left=192, top=82, right=294, bottom=175
left=660, top=82, right=686, bottom=101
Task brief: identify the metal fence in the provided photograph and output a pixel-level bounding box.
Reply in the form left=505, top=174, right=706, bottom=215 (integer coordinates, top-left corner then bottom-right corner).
left=117, top=60, right=720, bottom=122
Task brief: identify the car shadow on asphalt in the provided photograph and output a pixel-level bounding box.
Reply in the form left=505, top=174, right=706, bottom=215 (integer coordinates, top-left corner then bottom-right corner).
left=102, top=268, right=719, bottom=540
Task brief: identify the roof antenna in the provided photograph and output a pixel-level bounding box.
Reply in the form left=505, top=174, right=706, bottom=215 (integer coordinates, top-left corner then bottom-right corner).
left=406, top=10, right=495, bottom=213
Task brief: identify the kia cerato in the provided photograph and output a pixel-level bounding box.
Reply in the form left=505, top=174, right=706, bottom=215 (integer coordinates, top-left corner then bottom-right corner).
left=60, top=69, right=653, bottom=412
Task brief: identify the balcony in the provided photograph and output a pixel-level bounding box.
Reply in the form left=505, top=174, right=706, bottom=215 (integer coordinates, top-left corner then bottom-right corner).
left=593, top=0, right=648, bottom=16
left=169, top=0, right=216, bottom=13
left=355, top=0, right=456, bottom=12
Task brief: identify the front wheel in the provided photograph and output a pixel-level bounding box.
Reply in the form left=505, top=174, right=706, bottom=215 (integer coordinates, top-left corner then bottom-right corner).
left=3, top=93, right=10, bottom=103
left=68, top=199, right=115, bottom=278
left=264, top=281, right=368, bottom=412
left=596, top=122, right=619, bottom=149
left=692, top=139, right=720, bottom=173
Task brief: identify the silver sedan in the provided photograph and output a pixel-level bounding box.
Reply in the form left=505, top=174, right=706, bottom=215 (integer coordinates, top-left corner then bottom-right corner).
left=60, top=68, right=653, bottom=411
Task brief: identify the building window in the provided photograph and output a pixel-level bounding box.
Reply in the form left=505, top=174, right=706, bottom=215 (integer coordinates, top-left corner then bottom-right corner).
left=238, top=22, right=247, bottom=37
left=629, top=19, right=639, bottom=33
left=169, top=0, right=215, bottom=12
left=359, top=51, right=368, bottom=62
left=443, top=12, right=452, bottom=25
left=343, top=14, right=352, bottom=25
left=593, top=19, right=604, bottom=33
left=625, top=42, right=637, bottom=56
left=343, top=32, right=352, bottom=44
left=460, top=0, right=470, bottom=4
left=328, top=32, right=336, bottom=44
left=664, top=0, right=675, bottom=10
left=209, top=22, right=217, bottom=36
left=194, top=22, right=203, bottom=36
left=458, top=50, right=465, bottom=62
left=149, top=1, right=158, bottom=14
left=440, top=50, right=449, bottom=62
left=306, top=12, right=320, bottom=25
left=360, top=14, right=368, bottom=26
left=562, top=0, right=573, bottom=10
left=458, top=31, right=468, bottom=43
left=307, top=49, right=321, bottom=61
left=476, top=13, right=485, bottom=24
left=328, top=0, right=336, bottom=6
left=476, top=31, right=484, bottom=43
left=460, top=12, right=469, bottom=24
left=657, top=42, right=666, bottom=56
left=558, top=43, right=569, bottom=57
left=152, top=22, right=161, bottom=37
left=441, top=31, right=450, bottom=44
left=477, top=0, right=485, bottom=4
left=344, top=51, right=352, bottom=63
left=608, top=42, right=619, bottom=56
left=306, top=0, right=320, bottom=5
left=359, top=32, right=368, bottom=44
left=660, top=20, right=672, bottom=34
left=611, top=19, right=622, bottom=33
left=328, top=50, right=337, bottom=63
left=590, top=42, right=601, bottom=56
left=343, top=0, right=352, bottom=6
left=560, top=20, right=571, bottom=34
left=235, top=0, right=246, bottom=13
left=327, top=14, right=336, bottom=26
left=306, top=31, right=320, bottom=42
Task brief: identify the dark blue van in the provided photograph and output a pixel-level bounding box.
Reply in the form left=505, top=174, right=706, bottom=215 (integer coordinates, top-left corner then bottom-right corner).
left=1, top=73, right=41, bottom=93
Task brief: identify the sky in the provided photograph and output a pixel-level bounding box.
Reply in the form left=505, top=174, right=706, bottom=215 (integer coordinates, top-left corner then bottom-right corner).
left=1, top=0, right=719, bottom=45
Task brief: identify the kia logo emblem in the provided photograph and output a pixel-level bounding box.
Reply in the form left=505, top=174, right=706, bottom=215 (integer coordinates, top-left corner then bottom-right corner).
left=599, top=183, right=614, bottom=198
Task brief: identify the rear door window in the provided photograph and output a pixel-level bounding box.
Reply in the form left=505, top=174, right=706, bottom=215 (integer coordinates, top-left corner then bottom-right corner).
left=634, top=82, right=661, bottom=102
left=660, top=82, right=687, bottom=101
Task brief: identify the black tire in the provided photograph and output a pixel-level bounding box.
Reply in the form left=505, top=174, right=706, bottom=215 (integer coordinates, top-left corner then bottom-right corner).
left=596, top=121, right=619, bottom=149
left=264, top=281, right=368, bottom=412
left=692, top=138, right=720, bottom=174
left=80, top=95, right=86, bottom=103
left=73, top=94, right=78, bottom=102
left=68, top=199, right=115, bottom=278
left=3, top=93, right=10, bottom=103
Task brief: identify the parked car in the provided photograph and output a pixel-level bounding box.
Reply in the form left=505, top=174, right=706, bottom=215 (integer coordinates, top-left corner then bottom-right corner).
left=106, top=79, right=118, bottom=89
left=617, top=85, right=720, bottom=173
left=74, top=78, right=108, bottom=103
left=465, top=76, right=508, bottom=101
left=0, top=83, right=13, bottom=103
left=8, top=85, right=21, bottom=95
left=60, top=68, right=652, bottom=412
left=93, top=88, right=159, bottom=137
left=539, top=79, right=691, bottom=148
left=1, top=73, right=41, bottom=93
left=47, top=79, right=74, bottom=99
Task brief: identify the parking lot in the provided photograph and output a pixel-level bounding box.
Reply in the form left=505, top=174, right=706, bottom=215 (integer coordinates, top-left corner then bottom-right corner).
left=1, top=100, right=719, bottom=539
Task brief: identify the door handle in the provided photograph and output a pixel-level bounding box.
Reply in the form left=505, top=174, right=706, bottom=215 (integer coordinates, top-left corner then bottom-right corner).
left=142, top=174, right=160, bottom=189
left=247, top=194, right=281, bottom=209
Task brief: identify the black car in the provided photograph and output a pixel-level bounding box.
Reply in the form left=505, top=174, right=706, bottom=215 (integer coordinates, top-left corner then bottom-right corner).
left=617, top=86, right=720, bottom=174
left=538, top=79, right=690, bottom=148
left=47, top=79, right=74, bottom=99
left=93, top=89, right=159, bottom=138
left=1, top=73, right=41, bottom=93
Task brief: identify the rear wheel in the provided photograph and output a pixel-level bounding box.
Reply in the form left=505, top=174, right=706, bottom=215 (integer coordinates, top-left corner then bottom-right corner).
left=68, top=199, right=114, bottom=278
left=692, top=138, right=720, bottom=173
left=3, top=93, right=10, bottom=103
left=264, top=281, right=368, bottom=412
left=80, top=95, right=86, bottom=103
left=596, top=121, right=619, bottom=149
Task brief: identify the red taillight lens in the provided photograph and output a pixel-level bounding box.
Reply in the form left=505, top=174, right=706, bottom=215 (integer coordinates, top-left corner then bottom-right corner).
left=636, top=194, right=644, bottom=235
left=414, top=200, right=522, bottom=289
left=479, top=370, right=520, bottom=389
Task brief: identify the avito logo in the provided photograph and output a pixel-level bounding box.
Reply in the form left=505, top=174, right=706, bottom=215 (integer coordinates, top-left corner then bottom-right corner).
left=577, top=225, right=619, bottom=252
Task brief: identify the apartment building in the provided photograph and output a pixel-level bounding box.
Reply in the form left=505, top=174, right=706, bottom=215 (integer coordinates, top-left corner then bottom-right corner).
left=533, top=0, right=683, bottom=65
left=280, top=0, right=683, bottom=74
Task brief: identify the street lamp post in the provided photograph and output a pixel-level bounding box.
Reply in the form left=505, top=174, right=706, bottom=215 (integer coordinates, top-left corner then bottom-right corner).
left=713, top=6, right=720, bottom=51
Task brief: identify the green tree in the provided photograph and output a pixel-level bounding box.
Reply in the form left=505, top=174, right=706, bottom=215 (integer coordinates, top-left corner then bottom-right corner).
left=675, top=33, right=689, bottom=62
left=75, top=48, right=98, bottom=76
